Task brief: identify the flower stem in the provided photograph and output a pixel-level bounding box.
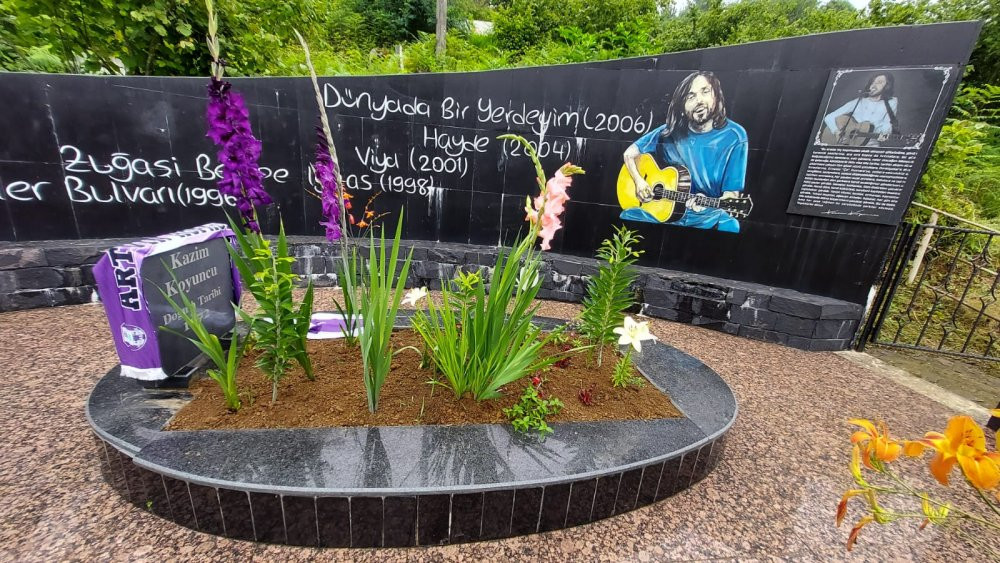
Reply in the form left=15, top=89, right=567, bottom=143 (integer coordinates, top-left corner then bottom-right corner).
left=974, top=486, right=1000, bottom=520
left=885, top=466, right=1000, bottom=531
left=296, top=29, right=350, bottom=262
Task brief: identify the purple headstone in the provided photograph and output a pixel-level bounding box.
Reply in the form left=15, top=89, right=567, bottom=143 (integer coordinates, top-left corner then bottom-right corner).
left=94, top=223, right=241, bottom=381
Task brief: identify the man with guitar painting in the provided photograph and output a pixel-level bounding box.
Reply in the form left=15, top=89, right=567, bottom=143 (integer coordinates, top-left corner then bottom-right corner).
left=620, top=71, right=749, bottom=233
left=822, top=72, right=899, bottom=147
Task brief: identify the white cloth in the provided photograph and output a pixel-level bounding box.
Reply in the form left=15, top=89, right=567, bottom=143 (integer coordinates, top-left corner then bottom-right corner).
left=824, top=96, right=898, bottom=137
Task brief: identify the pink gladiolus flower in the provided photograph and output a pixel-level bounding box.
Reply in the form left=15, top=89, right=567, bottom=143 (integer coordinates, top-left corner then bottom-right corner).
left=524, top=164, right=575, bottom=250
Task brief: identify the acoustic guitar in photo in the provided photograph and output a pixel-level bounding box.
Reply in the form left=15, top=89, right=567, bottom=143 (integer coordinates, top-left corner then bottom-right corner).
left=616, top=153, right=753, bottom=224
left=821, top=115, right=923, bottom=147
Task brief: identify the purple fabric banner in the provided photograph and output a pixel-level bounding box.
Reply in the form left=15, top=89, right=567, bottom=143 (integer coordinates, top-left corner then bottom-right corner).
left=94, top=223, right=241, bottom=380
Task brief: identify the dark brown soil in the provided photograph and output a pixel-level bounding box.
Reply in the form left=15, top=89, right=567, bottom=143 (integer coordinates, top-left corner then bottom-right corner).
left=166, top=330, right=682, bottom=430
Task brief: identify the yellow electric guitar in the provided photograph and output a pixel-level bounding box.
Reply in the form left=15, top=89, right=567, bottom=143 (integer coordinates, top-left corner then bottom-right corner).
left=616, top=153, right=753, bottom=223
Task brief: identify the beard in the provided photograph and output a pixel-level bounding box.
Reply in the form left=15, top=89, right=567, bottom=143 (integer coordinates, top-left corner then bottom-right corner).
left=687, top=104, right=712, bottom=126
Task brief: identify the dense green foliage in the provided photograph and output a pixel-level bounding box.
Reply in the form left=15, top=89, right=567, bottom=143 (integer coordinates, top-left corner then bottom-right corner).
left=410, top=230, right=558, bottom=400
left=2, top=0, right=998, bottom=225
left=911, top=85, right=1000, bottom=223
left=3, top=0, right=993, bottom=78
left=358, top=211, right=414, bottom=413
left=579, top=226, right=643, bottom=367
left=611, top=349, right=644, bottom=388
left=504, top=381, right=564, bottom=437
left=226, top=217, right=315, bottom=404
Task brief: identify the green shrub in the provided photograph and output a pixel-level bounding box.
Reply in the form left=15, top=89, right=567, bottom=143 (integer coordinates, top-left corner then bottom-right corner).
left=914, top=85, right=1000, bottom=226
left=578, top=226, right=643, bottom=366
left=493, top=0, right=560, bottom=53
left=403, top=31, right=507, bottom=72
left=410, top=233, right=558, bottom=400
left=410, top=133, right=580, bottom=401
left=356, top=0, right=435, bottom=47
left=503, top=382, right=564, bottom=437
left=226, top=217, right=315, bottom=404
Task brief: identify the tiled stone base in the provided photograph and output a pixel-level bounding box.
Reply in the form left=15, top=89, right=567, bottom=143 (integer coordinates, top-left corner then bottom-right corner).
left=93, top=434, right=725, bottom=547
left=87, top=318, right=735, bottom=547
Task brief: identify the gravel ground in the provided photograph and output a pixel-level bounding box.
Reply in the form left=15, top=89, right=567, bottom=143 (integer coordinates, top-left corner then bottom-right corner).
left=0, top=291, right=993, bottom=562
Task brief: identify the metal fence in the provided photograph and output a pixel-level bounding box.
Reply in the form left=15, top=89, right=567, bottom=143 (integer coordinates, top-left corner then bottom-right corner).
left=858, top=220, right=1000, bottom=362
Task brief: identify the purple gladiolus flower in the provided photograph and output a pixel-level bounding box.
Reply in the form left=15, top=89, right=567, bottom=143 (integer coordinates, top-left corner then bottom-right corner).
left=314, top=125, right=342, bottom=242
left=206, top=77, right=271, bottom=232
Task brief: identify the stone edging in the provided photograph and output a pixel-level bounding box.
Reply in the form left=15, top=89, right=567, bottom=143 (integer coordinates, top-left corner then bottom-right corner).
left=87, top=317, right=736, bottom=547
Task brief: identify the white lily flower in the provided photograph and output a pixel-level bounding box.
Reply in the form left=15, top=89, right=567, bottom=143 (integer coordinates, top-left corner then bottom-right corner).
left=402, top=286, right=428, bottom=307
left=612, top=315, right=656, bottom=353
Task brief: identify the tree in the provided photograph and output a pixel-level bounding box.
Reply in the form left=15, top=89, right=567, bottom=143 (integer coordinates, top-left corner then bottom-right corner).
left=436, top=0, right=448, bottom=56
left=8, top=0, right=206, bottom=75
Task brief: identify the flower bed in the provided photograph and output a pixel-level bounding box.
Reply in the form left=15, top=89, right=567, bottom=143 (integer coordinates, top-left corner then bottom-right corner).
left=167, top=327, right=682, bottom=430
left=87, top=326, right=736, bottom=547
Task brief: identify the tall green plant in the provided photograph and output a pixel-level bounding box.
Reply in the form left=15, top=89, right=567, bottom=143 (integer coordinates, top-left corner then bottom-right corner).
left=158, top=278, right=244, bottom=412
left=579, top=225, right=643, bottom=366
left=410, top=233, right=557, bottom=400
left=358, top=210, right=413, bottom=413
left=410, top=134, right=581, bottom=401
left=226, top=215, right=315, bottom=403
left=332, top=246, right=362, bottom=346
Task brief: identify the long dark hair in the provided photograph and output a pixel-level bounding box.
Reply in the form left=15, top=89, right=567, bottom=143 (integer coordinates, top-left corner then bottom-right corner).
left=661, top=71, right=728, bottom=140
left=863, top=72, right=895, bottom=100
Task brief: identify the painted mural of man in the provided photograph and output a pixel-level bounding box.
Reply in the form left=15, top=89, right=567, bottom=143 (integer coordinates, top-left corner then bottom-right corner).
left=621, top=71, right=748, bottom=233
left=822, top=72, right=899, bottom=146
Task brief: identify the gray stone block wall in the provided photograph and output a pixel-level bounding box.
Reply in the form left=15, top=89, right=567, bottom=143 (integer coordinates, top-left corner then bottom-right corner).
left=285, top=238, right=863, bottom=351
left=0, top=237, right=864, bottom=351
left=0, top=241, right=115, bottom=311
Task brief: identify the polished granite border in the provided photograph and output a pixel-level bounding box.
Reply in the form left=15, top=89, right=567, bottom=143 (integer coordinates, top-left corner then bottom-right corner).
left=88, top=316, right=737, bottom=546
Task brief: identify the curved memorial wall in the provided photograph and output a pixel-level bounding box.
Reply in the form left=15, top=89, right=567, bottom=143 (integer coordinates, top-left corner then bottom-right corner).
left=0, top=23, right=981, bottom=350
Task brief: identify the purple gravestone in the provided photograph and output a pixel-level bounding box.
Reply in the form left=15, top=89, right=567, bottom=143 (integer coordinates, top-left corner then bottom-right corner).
left=94, top=223, right=241, bottom=383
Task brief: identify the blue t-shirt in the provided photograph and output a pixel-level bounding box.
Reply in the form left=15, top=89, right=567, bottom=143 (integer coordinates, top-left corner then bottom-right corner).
left=633, top=121, right=748, bottom=198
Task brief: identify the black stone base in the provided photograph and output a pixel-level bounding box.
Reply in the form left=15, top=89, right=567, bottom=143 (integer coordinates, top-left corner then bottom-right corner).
left=87, top=317, right=736, bottom=547
left=93, top=433, right=727, bottom=547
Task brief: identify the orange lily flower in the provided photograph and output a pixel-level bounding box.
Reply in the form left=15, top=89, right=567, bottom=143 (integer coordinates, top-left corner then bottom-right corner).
left=849, top=419, right=902, bottom=469
left=916, top=415, right=1000, bottom=490
left=903, top=440, right=927, bottom=457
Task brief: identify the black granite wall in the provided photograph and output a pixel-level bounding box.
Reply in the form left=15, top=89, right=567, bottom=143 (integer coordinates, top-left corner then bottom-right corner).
left=0, top=23, right=980, bottom=305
